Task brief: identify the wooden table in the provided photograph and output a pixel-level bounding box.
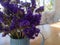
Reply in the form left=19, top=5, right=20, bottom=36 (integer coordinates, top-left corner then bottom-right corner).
left=48, top=22, right=60, bottom=45
left=50, top=22, right=60, bottom=30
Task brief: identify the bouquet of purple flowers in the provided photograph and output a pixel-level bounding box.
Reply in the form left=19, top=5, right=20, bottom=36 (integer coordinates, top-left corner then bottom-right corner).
left=0, top=0, right=44, bottom=39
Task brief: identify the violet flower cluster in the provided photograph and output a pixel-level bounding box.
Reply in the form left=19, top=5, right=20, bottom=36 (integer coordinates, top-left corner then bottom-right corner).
left=0, top=0, right=44, bottom=39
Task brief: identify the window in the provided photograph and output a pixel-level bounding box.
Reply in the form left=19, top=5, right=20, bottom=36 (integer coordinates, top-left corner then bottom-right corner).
left=36, top=0, right=55, bottom=12
left=45, top=0, right=55, bottom=11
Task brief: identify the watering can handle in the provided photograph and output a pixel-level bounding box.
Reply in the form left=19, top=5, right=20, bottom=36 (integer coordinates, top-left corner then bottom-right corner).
left=40, top=33, right=45, bottom=45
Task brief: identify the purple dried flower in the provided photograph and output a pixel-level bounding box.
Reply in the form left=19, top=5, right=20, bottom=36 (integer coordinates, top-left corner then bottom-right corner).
left=27, top=9, right=33, bottom=15
left=19, top=20, right=30, bottom=27
left=24, top=9, right=33, bottom=21
left=25, top=13, right=41, bottom=26
left=0, top=23, right=3, bottom=31
left=31, top=0, right=36, bottom=7
left=0, top=0, right=41, bottom=39
left=36, top=6, right=44, bottom=12
left=31, top=14, right=41, bottom=25
left=0, top=0, right=3, bottom=3
left=9, top=22, right=16, bottom=30
left=1, top=2, right=18, bottom=14
left=0, top=11, right=4, bottom=22
left=0, top=0, right=10, bottom=3
left=9, top=16, right=18, bottom=30
left=7, top=4, right=18, bottom=14
left=23, top=27, right=40, bottom=39
left=16, top=0, right=20, bottom=3
left=18, top=9, right=25, bottom=18
left=1, top=0, right=10, bottom=8
left=3, top=27, right=9, bottom=32
left=1, top=3, right=7, bottom=8
left=22, top=2, right=30, bottom=7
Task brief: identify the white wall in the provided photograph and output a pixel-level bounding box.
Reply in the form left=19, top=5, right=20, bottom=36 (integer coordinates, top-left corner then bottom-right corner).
left=54, top=0, right=60, bottom=22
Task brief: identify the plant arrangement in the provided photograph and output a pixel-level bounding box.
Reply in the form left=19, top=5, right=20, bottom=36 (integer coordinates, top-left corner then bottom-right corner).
left=0, top=0, right=44, bottom=39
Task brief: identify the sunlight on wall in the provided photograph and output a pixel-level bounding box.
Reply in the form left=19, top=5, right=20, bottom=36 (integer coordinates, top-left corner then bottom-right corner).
left=50, top=22, right=60, bottom=28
